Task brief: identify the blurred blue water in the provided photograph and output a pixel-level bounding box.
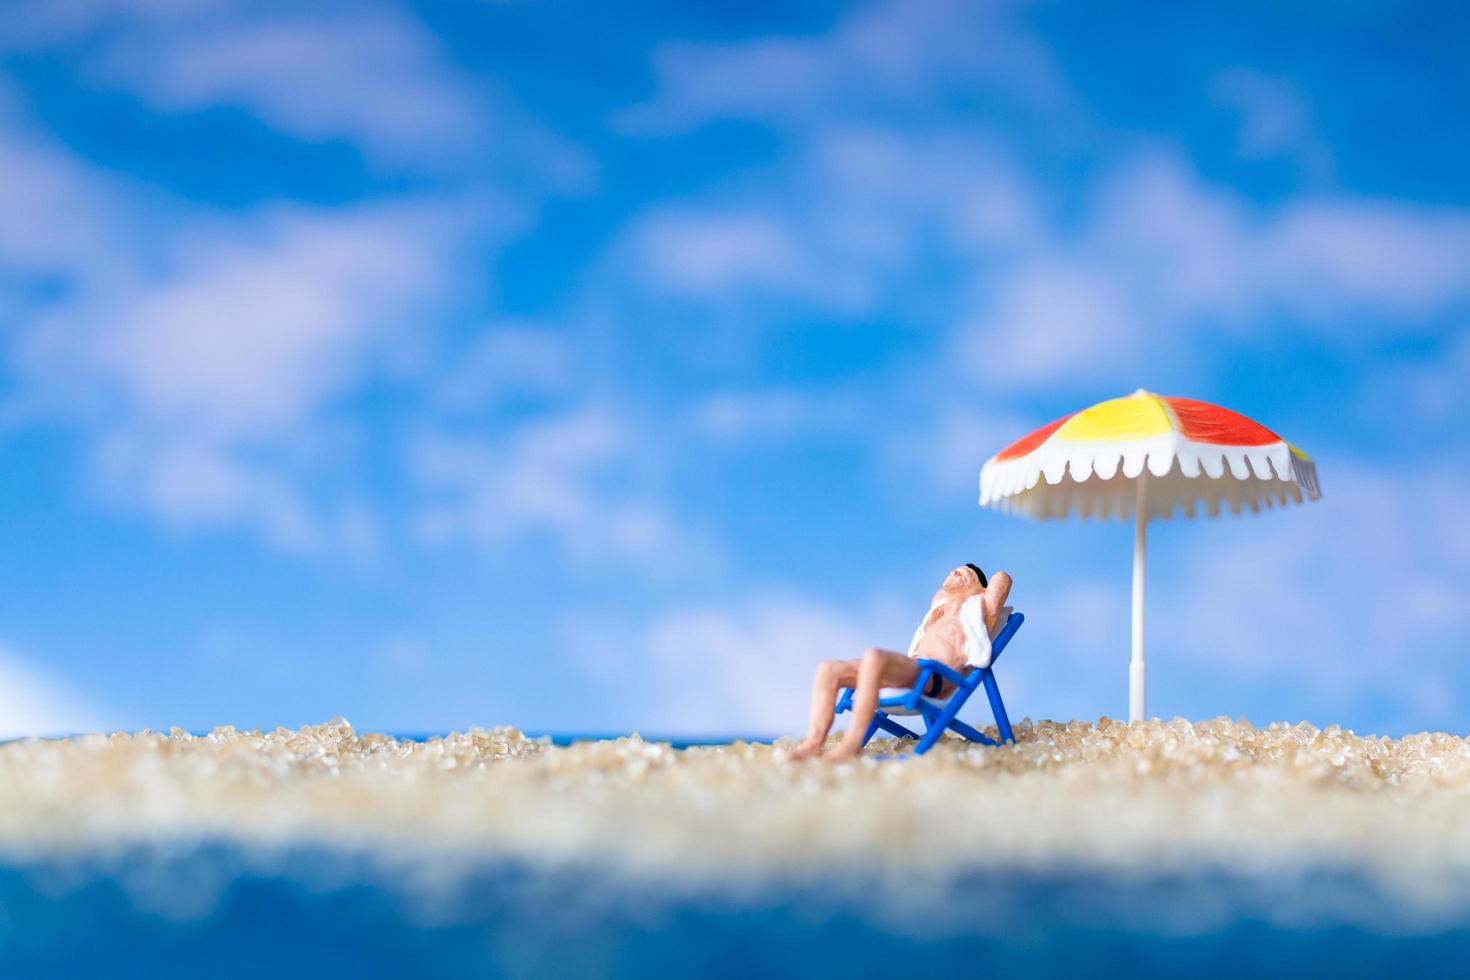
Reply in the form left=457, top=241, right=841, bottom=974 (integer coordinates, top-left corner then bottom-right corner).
left=1, top=845, right=1466, bottom=980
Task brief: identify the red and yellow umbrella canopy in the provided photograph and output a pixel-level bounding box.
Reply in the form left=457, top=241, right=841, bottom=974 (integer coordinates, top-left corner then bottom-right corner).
left=979, top=389, right=1320, bottom=721
left=979, top=389, right=1320, bottom=520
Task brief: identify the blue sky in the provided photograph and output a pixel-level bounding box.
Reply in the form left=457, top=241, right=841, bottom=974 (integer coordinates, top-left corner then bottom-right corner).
left=0, top=0, right=1467, bottom=738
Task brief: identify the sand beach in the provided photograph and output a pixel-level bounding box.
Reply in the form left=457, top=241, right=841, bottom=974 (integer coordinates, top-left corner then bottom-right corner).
left=5, top=717, right=1470, bottom=915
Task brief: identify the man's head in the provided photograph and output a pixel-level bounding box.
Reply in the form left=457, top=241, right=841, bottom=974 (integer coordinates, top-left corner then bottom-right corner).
left=942, top=564, right=987, bottom=594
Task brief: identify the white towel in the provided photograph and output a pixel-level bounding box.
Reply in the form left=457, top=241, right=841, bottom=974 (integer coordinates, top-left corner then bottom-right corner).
left=958, top=595, right=993, bottom=668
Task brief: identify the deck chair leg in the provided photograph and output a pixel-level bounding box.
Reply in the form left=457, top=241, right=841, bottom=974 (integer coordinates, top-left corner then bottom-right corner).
left=861, top=716, right=882, bottom=747
left=914, top=721, right=946, bottom=754
left=915, top=698, right=968, bottom=754
left=981, top=669, right=1015, bottom=744
left=874, top=715, right=919, bottom=742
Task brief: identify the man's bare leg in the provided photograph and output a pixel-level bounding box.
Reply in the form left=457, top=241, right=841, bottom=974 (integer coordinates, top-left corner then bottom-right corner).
left=823, top=648, right=919, bottom=762
left=790, top=659, right=859, bottom=759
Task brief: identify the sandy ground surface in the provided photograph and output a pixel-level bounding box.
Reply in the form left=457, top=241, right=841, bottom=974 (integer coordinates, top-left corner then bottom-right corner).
left=3, top=717, right=1470, bottom=904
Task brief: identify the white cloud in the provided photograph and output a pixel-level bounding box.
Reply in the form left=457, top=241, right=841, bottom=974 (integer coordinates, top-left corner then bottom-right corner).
left=612, top=125, right=1036, bottom=314
left=414, top=409, right=624, bottom=536
left=87, top=434, right=386, bottom=559
left=0, top=643, right=106, bottom=738
left=957, top=261, right=1140, bottom=387
left=1211, top=68, right=1333, bottom=177
left=0, top=91, right=125, bottom=278
left=614, top=2, right=1470, bottom=401
left=628, top=210, right=841, bottom=304
left=8, top=194, right=487, bottom=556
left=2, top=1, right=591, bottom=182
left=690, top=388, right=863, bottom=442
left=1093, top=152, right=1470, bottom=325
left=0, top=56, right=560, bottom=559
left=96, top=436, right=325, bottom=551
left=0, top=94, right=662, bottom=570
left=0, top=0, right=619, bottom=564
left=411, top=408, right=706, bottom=571
left=612, top=121, right=1470, bottom=404
left=692, top=390, right=810, bottom=441
left=84, top=202, right=461, bottom=439
left=0, top=0, right=229, bottom=46
left=1258, top=200, right=1470, bottom=318
left=99, top=11, right=483, bottom=170
left=883, top=403, right=1043, bottom=495
left=1159, top=461, right=1470, bottom=675
left=0, top=21, right=588, bottom=558
left=619, top=0, right=1070, bottom=132
left=433, top=325, right=574, bottom=413
left=955, top=152, right=1470, bottom=389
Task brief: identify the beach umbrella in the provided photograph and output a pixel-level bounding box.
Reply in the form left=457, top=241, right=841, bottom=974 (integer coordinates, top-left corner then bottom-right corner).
left=978, top=389, right=1321, bottom=722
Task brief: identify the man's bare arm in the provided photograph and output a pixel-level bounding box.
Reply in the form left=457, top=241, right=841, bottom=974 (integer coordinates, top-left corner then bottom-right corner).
left=982, top=571, right=1013, bottom=628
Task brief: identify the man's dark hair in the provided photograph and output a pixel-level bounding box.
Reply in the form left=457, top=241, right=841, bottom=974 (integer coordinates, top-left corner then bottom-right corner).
left=965, top=563, right=988, bottom=588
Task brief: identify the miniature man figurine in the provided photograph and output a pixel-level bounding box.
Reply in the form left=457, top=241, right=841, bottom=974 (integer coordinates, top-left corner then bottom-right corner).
left=791, top=564, right=1012, bottom=762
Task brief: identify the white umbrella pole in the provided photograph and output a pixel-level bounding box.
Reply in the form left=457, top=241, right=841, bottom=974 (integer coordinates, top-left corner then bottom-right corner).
left=1129, top=473, right=1148, bottom=722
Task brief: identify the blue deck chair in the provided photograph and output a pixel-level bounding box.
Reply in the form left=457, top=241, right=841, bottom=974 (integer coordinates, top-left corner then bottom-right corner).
left=834, top=611, right=1024, bottom=755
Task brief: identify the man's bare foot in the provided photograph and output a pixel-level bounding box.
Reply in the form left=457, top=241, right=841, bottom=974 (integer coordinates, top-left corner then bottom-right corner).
left=821, top=741, right=862, bottom=763
left=788, top=736, right=825, bottom=760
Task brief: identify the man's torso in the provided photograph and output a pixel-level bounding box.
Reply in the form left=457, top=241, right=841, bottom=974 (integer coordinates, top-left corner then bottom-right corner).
left=913, top=607, right=970, bottom=671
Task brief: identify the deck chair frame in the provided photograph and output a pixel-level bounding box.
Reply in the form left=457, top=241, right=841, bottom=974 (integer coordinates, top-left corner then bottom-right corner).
left=834, top=611, right=1024, bottom=755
